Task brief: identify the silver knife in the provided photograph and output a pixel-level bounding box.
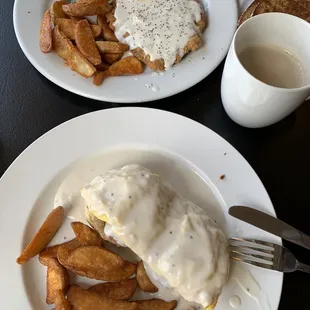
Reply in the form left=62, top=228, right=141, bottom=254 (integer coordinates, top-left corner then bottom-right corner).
left=229, top=205, right=310, bottom=250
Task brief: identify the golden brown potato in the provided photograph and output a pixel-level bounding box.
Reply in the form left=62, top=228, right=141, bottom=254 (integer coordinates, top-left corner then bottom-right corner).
left=52, top=26, right=74, bottom=61
left=96, top=41, right=129, bottom=54
left=97, top=15, right=118, bottom=42
left=50, top=1, right=69, bottom=23
left=106, top=12, right=116, bottom=31
left=102, top=53, right=123, bottom=65
left=95, top=62, right=110, bottom=71
left=135, top=299, right=177, bottom=310
left=46, top=258, right=69, bottom=304
left=39, top=238, right=79, bottom=266
left=71, top=222, right=103, bottom=246
left=57, top=238, right=81, bottom=265
left=55, top=18, right=101, bottom=40
left=88, top=278, right=137, bottom=300
left=93, top=56, right=144, bottom=85
left=54, top=290, right=71, bottom=310
left=75, top=20, right=102, bottom=65
left=67, top=245, right=124, bottom=269
left=40, top=10, right=53, bottom=53
left=62, top=0, right=112, bottom=17
left=67, top=285, right=138, bottom=310
left=16, top=206, right=64, bottom=265
left=68, top=45, right=97, bottom=77
left=136, top=261, right=158, bottom=293
left=93, top=71, right=110, bottom=86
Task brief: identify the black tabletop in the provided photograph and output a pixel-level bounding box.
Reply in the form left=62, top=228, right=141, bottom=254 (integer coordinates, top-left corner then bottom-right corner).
left=1, top=1, right=310, bottom=309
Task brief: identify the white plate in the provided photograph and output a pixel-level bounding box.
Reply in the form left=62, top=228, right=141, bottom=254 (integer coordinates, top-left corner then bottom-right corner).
left=13, top=0, right=238, bottom=103
left=0, top=108, right=282, bottom=309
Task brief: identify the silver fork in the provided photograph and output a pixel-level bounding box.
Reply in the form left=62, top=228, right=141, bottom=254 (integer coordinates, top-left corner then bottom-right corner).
left=229, top=237, right=310, bottom=273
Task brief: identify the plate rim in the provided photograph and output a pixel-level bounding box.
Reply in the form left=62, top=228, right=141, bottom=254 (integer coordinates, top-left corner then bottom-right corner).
left=0, top=107, right=283, bottom=309
left=12, top=0, right=238, bottom=103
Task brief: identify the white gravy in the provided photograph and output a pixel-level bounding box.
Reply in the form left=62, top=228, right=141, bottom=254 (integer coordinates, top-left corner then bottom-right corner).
left=114, top=0, right=204, bottom=69
left=81, top=164, right=230, bottom=308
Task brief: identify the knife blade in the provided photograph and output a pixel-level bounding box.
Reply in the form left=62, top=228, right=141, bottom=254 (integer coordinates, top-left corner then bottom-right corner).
left=229, top=205, right=310, bottom=250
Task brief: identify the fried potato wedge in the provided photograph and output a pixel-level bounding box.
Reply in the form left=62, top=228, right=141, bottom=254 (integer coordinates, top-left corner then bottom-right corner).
left=93, top=56, right=144, bottom=85
left=97, top=15, right=118, bottom=42
left=96, top=62, right=110, bottom=71
left=65, top=260, right=136, bottom=281
left=39, top=238, right=79, bottom=266
left=102, top=53, right=123, bottom=65
left=52, top=26, right=74, bottom=61
left=57, top=238, right=81, bottom=265
left=16, top=206, right=64, bottom=265
left=67, top=245, right=124, bottom=269
left=62, top=1, right=112, bottom=17
left=46, top=258, right=69, bottom=304
left=71, top=222, right=103, bottom=246
left=54, top=290, right=71, bottom=310
left=88, top=278, right=137, bottom=300
left=106, top=12, right=116, bottom=31
left=75, top=20, right=101, bottom=65
left=135, top=299, right=177, bottom=310
left=136, top=261, right=158, bottom=293
left=96, top=41, right=129, bottom=54
left=67, top=285, right=138, bottom=310
left=40, top=10, right=53, bottom=53
left=55, top=18, right=101, bottom=40
left=93, top=70, right=110, bottom=86
left=68, top=45, right=97, bottom=77
left=50, top=1, right=69, bottom=23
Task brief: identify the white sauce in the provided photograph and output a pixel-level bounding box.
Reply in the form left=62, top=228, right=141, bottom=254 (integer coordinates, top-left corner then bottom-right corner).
left=81, top=164, right=230, bottom=308
left=114, top=0, right=203, bottom=69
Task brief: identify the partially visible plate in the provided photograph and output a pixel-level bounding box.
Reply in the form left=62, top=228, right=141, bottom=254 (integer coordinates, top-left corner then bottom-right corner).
left=0, top=108, right=282, bottom=309
left=13, top=0, right=238, bottom=103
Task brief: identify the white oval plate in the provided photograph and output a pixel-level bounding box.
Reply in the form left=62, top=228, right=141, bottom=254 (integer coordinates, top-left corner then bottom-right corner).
left=0, top=108, right=282, bottom=309
left=13, top=0, right=237, bottom=103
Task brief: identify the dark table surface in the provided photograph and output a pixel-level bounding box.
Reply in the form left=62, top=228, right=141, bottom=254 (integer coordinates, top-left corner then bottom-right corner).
left=1, top=0, right=310, bottom=309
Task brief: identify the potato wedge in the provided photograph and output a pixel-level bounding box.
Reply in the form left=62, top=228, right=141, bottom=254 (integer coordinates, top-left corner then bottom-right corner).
left=50, top=1, right=69, bottom=23
left=54, top=290, right=71, bottom=310
left=16, top=206, right=64, bottom=265
left=93, top=70, right=110, bottom=86
left=39, top=238, right=79, bottom=266
left=95, top=62, right=110, bottom=71
left=67, top=245, right=124, bottom=269
left=102, top=53, right=123, bottom=65
left=97, top=15, right=118, bottom=42
left=71, top=222, right=102, bottom=246
left=55, top=18, right=101, bottom=40
left=67, top=285, right=138, bottom=310
left=62, top=0, right=112, bottom=17
left=46, top=258, right=69, bottom=304
left=135, top=299, right=177, bottom=310
left=88, top=278, right=137, bottom=300
left=108, top=56, right=144, bottom=76
left=68, top=45, right=97, bottom=77
left=40, top=10, right=53, bottom=53
left=136, top=261, right=158, bottom=293
left=52, top=26, right=74, bottom=61
left=75, top=20, right=101, bottom=65
left=106, top=12, right=116, bottom=31
left=65, top=260, right=136, bottom=281
left=96, top=41, right=129, bottom=54
left=57, top=238, right=81, bottom=266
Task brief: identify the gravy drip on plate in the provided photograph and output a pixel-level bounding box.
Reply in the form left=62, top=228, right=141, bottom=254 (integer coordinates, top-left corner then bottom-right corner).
left=81, top=164, right=229, bottom=307
left=114, top=0, right=203, bottom=69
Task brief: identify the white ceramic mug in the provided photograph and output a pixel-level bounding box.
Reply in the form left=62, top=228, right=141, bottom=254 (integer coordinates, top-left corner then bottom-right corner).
left=221, top=13, right=310, bottom=128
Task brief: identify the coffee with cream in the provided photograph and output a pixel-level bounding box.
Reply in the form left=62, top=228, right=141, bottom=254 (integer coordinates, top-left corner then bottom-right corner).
left=238, top=45, right=305, bottom=89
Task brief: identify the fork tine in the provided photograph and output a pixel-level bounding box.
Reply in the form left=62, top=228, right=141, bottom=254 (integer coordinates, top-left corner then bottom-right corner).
left=230, top=245, right=274, bottom=259
left=230, top=237, right=275, bottom=251
left=230, top=249, right=274, bottom=264
left=230, top=255, right=274, bottom=269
